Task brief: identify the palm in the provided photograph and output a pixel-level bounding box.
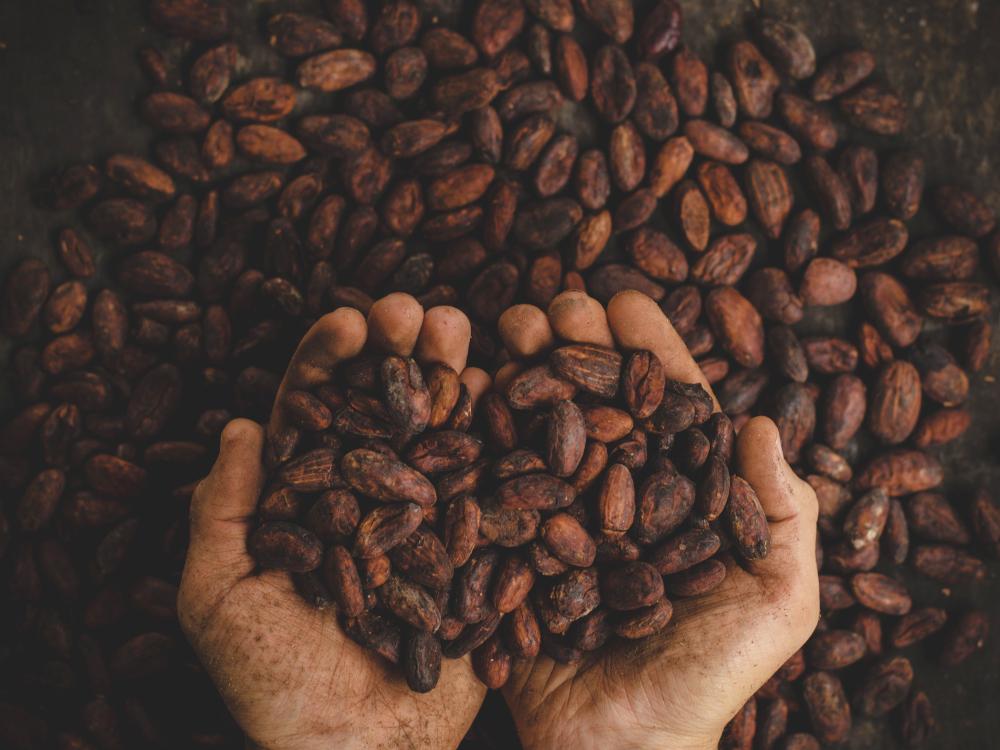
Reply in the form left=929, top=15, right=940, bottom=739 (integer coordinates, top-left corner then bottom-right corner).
left=506, top=523, right=817, bottom=750
left=197, top=570, right=485, bottom=750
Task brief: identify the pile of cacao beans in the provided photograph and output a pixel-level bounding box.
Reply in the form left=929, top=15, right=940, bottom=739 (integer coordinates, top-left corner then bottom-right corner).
left=0, top=0, right=998, bottom=747
left=251, top=344, right=764, bottom=692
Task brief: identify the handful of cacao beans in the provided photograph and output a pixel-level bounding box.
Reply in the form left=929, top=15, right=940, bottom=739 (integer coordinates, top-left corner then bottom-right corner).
left=1, top=0, right=998, bottom=744
left=249, top=338, right=769, bottom=691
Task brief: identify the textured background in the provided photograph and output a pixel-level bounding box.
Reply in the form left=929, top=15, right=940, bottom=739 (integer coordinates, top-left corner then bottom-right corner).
left=1, top=1, right=998, bottom=748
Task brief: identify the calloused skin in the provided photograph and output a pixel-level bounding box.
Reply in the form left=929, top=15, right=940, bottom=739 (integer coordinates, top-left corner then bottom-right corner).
left=497, top=290, right=820, bottom=750
left=178, top=294, right=490, bottom=750
left=179, top=289, right=820, bottom=750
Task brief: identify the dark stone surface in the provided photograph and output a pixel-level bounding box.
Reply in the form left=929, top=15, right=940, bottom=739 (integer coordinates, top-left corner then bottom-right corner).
left=0, top=1, right=998, bottom=748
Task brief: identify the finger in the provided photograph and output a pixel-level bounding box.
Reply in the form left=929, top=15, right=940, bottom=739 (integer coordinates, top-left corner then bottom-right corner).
left=546, top=291, right=614, bottom=347
left=268, top=308, right=368, bottom=459
left=185, top=419, right=265, bottom=591
left=736, top=416, right=819, bottom=584
left=460, top=367, right=491, bottom=411
left=606, top=290, right=719, bottom=409
left=414, top=306, right=472, bottom=373
left=498, top=304, right=554, bottom=359
left=284, top=307, right=368, bottom=390
left=366, top=293, right=424, bottom=356
left=494, top=361, right=524, bottom=392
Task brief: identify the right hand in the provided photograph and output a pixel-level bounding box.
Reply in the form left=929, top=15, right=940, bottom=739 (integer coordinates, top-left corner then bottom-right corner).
left=178, top=293, right=490, bottom=750
left=498, top=290, right=821, bottom=750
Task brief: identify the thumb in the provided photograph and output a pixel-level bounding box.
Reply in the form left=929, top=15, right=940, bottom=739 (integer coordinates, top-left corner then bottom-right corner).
left=183, top=419, right=264, bottom=603
left=735, top=416, right=819, bottom=581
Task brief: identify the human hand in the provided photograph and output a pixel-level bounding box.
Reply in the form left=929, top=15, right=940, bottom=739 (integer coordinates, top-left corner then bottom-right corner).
left=498, top=290, right=820, bottom=750
left=178, top=294, right=489, bottom=750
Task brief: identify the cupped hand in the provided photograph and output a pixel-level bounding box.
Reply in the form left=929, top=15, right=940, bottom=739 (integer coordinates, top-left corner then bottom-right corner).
left=178, top=294, right=490, bottom=750
left=498, top=290, right=820, bottom=750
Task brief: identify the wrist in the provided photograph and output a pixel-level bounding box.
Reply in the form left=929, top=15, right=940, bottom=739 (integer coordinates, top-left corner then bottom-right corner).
left=246, top=722, right=469, bottom=750
left=518, top=724, right=720, bottom=750
left=245, top=731, right=356, bottom=750
left=638, top=730, right=719, bottom=750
